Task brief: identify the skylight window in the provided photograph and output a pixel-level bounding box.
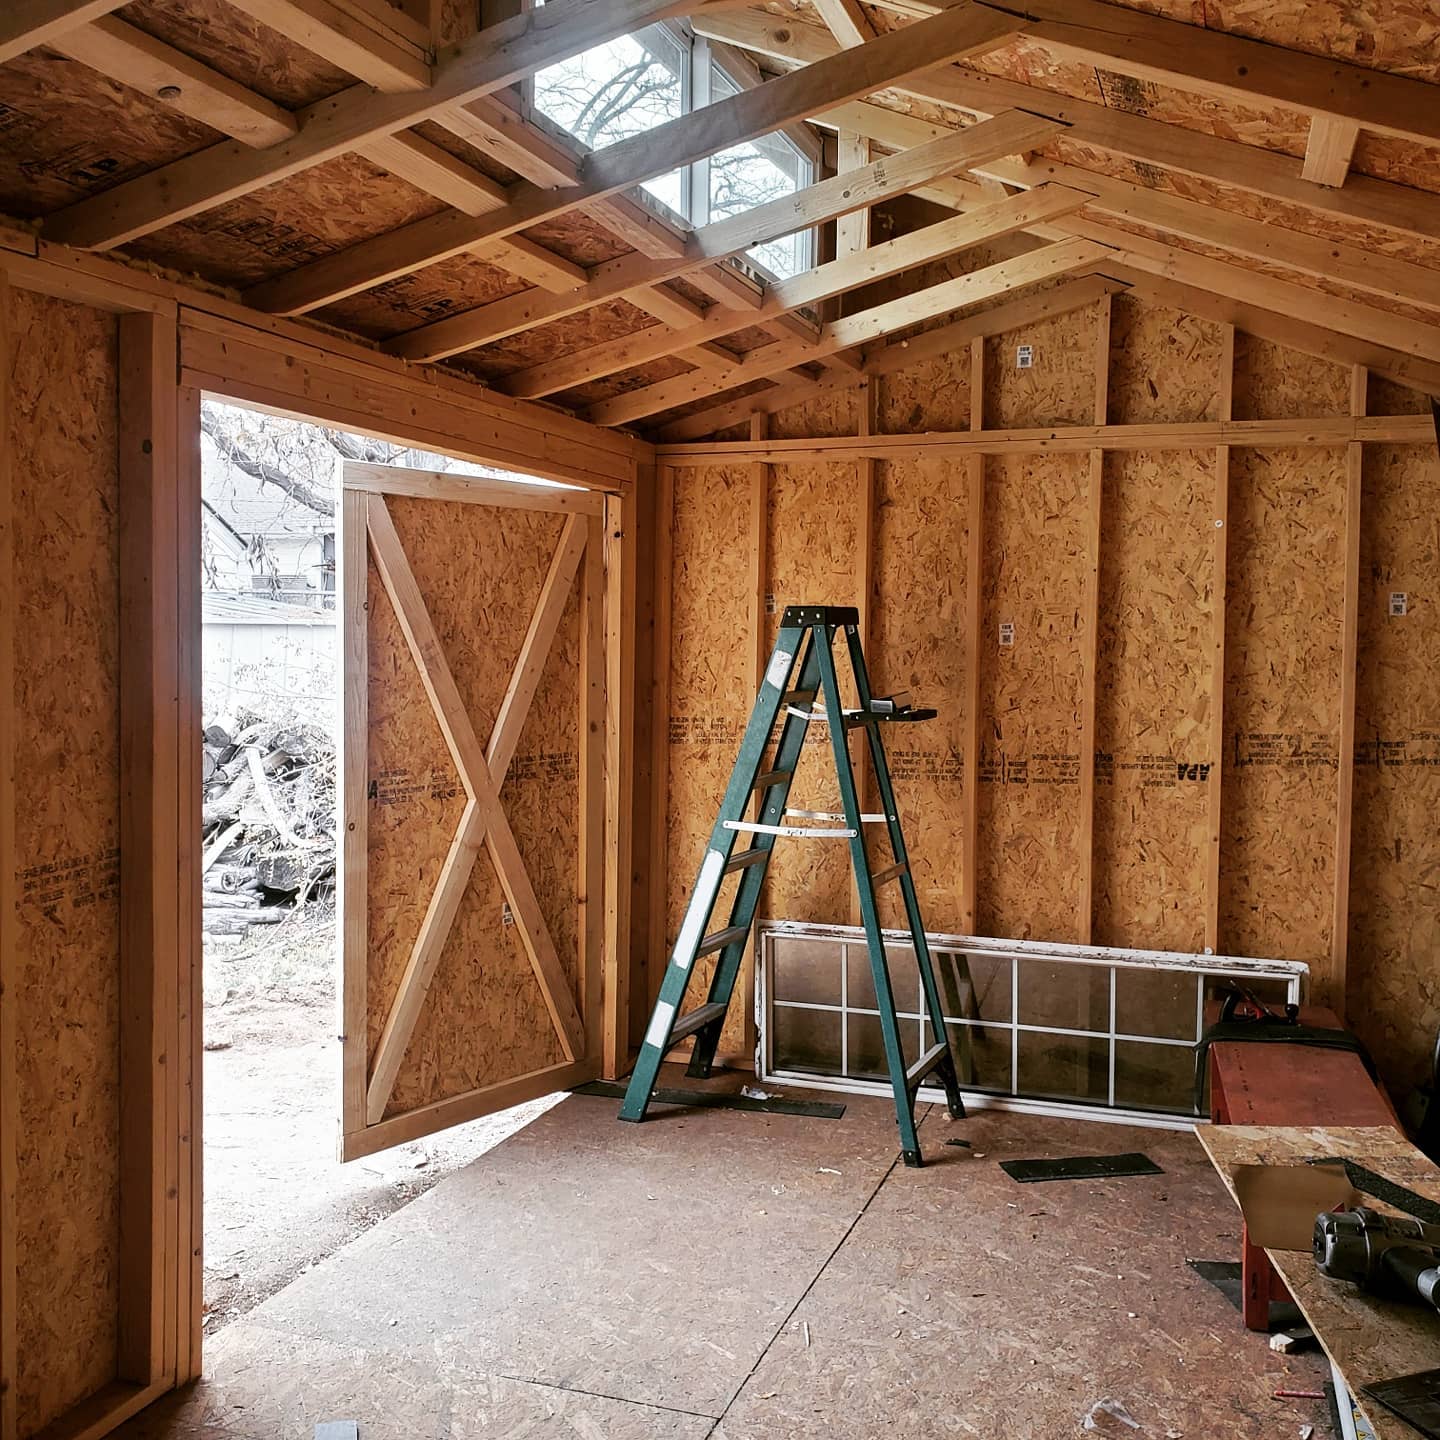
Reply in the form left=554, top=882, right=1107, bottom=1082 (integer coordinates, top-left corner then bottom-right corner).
left=530, top=21, right=817, bottom=280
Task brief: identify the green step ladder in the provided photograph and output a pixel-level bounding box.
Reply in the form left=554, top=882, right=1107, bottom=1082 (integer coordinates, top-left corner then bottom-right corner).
left=619, top=604, right=965, bottom=1167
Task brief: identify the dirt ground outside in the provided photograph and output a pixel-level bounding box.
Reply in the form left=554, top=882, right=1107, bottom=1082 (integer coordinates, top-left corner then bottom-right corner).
left=202, top=906, right=563, bottom=1335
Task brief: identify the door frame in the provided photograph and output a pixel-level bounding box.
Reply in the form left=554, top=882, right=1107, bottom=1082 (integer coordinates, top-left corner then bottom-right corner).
left=337, top=462, right=607, bottom=1161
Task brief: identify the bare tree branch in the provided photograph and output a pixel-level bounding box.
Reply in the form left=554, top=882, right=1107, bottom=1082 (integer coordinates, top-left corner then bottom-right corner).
left=201, top=403, right=335, bottom=515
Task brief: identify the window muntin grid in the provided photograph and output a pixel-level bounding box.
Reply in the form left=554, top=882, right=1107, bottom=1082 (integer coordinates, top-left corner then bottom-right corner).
left=760, top=925, right=1304, bottom=1119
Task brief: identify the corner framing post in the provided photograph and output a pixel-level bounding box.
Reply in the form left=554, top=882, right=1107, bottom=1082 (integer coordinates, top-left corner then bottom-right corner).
left=1329, top=363, right=1366, bottom=1016
left=961, top=334, right=985, bottom=934
left=603, top=484, right=639, bottom=1078
left=580, top=512, right=607, bottom=1061
left=0, top=272, right=17, bottom=1440
left=117, top=307, right=182, bottom=1388
left=1205, top=324, right=1235, bottom=955
left=1077, top=294, right=1110, bottom=944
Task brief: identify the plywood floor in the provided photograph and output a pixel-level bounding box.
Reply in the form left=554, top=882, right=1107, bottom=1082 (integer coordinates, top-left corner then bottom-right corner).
left=117, top=1071, right=1328, bottom=1438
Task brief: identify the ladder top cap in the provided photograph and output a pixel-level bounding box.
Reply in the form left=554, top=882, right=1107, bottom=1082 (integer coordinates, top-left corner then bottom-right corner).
left=781, top=604, right=860, bottom=627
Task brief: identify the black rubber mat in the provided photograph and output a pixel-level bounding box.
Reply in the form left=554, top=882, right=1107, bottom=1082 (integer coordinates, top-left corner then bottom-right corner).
left=999, top=1152, right=1164, bottom=1183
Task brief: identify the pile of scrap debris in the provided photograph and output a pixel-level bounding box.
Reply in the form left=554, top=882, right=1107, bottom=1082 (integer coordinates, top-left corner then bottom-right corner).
left=201, top=716, right=336, bottom=938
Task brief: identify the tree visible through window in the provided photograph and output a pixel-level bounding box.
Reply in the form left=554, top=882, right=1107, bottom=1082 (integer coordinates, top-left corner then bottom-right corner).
left=531, top=20, right=815, bottom=279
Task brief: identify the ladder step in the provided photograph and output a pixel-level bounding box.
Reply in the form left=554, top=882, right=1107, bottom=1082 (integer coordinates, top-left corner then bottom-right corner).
left=669, top=1001, right=729, bottom=1045
left=786, top=808, right=887, bottom=824
left=906, top=1042, right=950, bottom=1090
left=723, top=847, right=768, bottom=874
left=752, top=768, right=794, bottom=791
left=871, top=861, right=908, bottom=887
left=725, top=819, right=858, bottom=839
left=697, top=924, right=750, bottom=957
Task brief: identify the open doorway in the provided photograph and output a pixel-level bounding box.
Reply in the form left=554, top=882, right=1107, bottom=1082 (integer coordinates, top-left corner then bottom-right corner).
left=197, top=399, right=567, bottom=1339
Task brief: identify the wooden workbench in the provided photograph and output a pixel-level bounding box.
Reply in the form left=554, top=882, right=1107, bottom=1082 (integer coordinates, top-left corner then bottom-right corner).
left=1198, top=1125, right=1440, bottom=1440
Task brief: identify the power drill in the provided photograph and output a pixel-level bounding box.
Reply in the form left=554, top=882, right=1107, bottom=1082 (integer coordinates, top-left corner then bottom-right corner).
left=1314, top=1206, right=1440, bottom=1310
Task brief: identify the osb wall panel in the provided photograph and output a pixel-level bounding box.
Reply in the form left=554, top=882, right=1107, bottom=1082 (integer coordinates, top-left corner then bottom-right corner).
left=9, top=291, right=122, bottom=1436
left=1093, top=450, right=1215, bottom=953
left=983, top=305, right=1099, bottom=429
left=365, top=497, right=577, bottom=1116
left=1106, top=295, right=1225, bottom=425
left=1233, top=334, right=1352, bottom=421
left=1220, top=446, right=1345, bottom=964
left=664, top=464, right=751, bottom=1058
left=1349, top=440, right=1440, bottom=1092
left=976, top=453, right=1088, bottom=942
left=871, top=457, right=971, bottom=934
left=763, top=463, right=860, bottom=931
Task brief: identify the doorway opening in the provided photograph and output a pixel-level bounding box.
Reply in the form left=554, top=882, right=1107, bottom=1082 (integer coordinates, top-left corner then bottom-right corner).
left=198, top=398, right=566, bottom=1340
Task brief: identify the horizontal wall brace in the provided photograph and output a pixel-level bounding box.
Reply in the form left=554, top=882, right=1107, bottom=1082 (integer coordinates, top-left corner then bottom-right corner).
left=657, top=414, right=1436, bottom=463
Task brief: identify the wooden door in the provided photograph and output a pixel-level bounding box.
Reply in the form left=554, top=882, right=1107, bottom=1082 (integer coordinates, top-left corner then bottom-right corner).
left=338, top=462, right=604, bottom=1160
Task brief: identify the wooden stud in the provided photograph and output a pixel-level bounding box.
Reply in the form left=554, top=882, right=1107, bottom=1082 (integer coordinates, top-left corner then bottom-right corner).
left=1076, top=296, right=1110, bottom=944
left=646, top=467, right=675, bottom=1027
left=173, top=386, right=204, bottom=1386
left=743, top=416, right=769, bottom=1057
left=835, top=134, right=874, bottom=257
left=0, top=273, right=15, bottom=1440
left=1329, top=364, right=1367, bottom=1014
left=1205, top=324, right=1235, bottom=955
left=338, top=487, right=370, bottom=1146
left=579, top=517, right=606, bottom=1060
left=603, top=488, right=638, bottom=1077
left=117, top=309, right=180, bottom=1388
left=851, top=382, right=878, bottom=929
left=961, top=335, right=985, bottom=935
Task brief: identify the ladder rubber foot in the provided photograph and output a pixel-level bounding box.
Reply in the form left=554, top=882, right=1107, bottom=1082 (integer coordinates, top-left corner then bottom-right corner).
left=616, top=1109, right=645, bottom=1124
left=946, top=1097, right=966, bottom=1119
left=684, top=1056, right=713, bottom=1080
left=902, top=1149, right=924, bottom=1168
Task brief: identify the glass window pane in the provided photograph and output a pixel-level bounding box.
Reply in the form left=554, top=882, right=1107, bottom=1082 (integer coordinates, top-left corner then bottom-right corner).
left=847, top=943, right=920, bottom=1015
left=1016, top=1031, right=1109, bottom=1104
left=1115, top=967, right=1199, bottom=1041
left=772, top=1006, right=841, bottom=1076
left=532, top=24, right=687, bottom=210
left=848, top=1011, right=918, bottom=1080
left=1016, top=960, right=1110, bottom=1033
left=704, top=69, right=810, bottom=278
left=935, top=951, right=1011, bottom=1023
left=930, top=1021, right=1010, bottom=1094
left=770, top=936, right=840, bottom=1007
left=1114, top=1040, right=1197, bottom=1115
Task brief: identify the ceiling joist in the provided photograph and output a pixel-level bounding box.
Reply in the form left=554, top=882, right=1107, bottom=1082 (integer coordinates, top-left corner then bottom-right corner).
left=0, top=0, right=125, bottom=64
left=42, top=0, right=705, bottom=249
left=241, top=0, right=1030, bottom=315
left=382, top=107, right=1067, bottom=362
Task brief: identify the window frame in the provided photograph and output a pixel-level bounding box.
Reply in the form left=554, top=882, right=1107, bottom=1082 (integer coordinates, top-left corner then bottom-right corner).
left=524, top=18, right=821, bottom=282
